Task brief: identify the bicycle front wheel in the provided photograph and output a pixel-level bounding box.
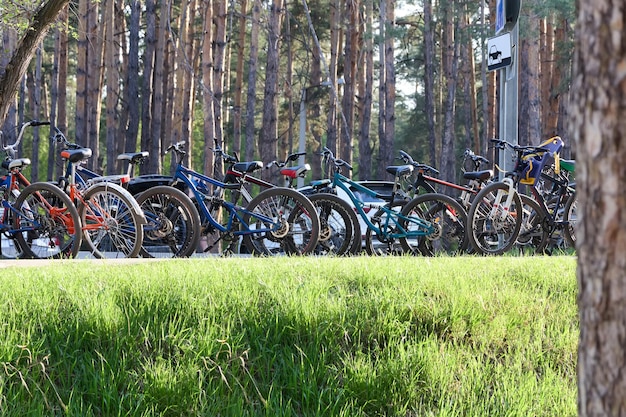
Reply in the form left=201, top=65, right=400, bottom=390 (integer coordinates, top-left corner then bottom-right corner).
left=79, top=183, right=146, bottom=258
left=563, top=191, right=577, bottom=249
left=467, top=182, right=523, bottom=255
left=399, top=193, right=467, bottom=256
left=13, top=182, right=82, bottom=259
left=242, top=188, right=320, bottom=256
left=134, top=186, right=201, bottom=258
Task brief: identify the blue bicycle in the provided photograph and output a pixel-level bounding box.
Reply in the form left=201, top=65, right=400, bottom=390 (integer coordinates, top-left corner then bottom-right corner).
left=314, top=147, right=467, bottom=255
left=166, top=142, right=320, bottom=255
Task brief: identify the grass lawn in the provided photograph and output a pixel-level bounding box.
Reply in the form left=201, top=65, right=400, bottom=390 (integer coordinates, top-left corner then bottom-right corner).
left=0, top=256, right=577, bottom=416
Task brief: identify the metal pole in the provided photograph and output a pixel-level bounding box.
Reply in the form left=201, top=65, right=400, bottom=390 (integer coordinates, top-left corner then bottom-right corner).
left=498, top=22, right=519, bottom=179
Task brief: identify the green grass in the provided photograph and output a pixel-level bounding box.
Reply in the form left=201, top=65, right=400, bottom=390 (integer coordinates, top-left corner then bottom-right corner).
left=0, top=256, right=577, bottom=416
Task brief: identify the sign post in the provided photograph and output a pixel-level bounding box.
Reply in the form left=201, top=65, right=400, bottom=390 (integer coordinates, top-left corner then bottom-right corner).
left=489, top=0, right=521, bottom=178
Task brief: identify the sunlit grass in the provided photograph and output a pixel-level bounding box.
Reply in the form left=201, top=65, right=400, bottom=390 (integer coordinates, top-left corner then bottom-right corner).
left=0, top=256, right=577, bottom=416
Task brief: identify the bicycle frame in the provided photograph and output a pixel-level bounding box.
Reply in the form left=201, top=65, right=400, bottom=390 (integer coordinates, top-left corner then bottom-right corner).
left=173, top=163, right=282, bottom=236
left=325, top=171, right=434, bottom=239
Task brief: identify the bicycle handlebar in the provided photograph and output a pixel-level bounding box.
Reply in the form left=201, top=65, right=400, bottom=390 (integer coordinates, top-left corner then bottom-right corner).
left=3, top=120, right=51, bottom=158
left=490, top=138, right=550, bottom=155
left=321, top=147, right=352, bottom=171
left=463, top=148, right=489, bottom=165
left=397, top=150, right=440, bottom=175
left=265, top=152, right=306, bottom=169
left=210, top=138, right=238, bottom=164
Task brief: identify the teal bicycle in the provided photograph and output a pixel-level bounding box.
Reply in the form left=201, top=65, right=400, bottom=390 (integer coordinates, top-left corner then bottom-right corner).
left=314, top=148, right=467, bottom=255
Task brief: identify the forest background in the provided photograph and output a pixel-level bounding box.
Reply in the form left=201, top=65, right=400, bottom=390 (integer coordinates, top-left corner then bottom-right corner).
left=0, top=0, right=575, bottom=186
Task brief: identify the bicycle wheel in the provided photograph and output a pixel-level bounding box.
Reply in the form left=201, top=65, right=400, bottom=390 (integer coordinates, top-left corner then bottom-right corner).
left=13, top=182, right=82, bottom=259
left=364, top=201, right=406, bottom=256
left=515, top=194, right=549, bottom=254
left=563, top=191, right=577, bottom=249
left=308, top=193, right=358, bottom=256
left=242, top=187, right=320, bottom=256
left=467, top=181, right=523, bottom=255
left=399, top=193, right=467, bottom=256
left=79, top=183, right=145, bottom=258
left=134, top=186, right=201, bottom=258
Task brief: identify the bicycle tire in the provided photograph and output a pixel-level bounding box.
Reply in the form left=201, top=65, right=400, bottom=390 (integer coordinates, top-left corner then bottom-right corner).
left=13, top=182, right=82, bottom=259
left=467, top=181, right=523, bottom=255
left=134, top=186, right=201, bottom=258
left=79, top=182, right=145, bottom=258
left=364, top=201, right=406, bottom=256
left=399, top=193, right=467, bottom=256
left=308, top=193, right=358, bottom=256
left=563, top=191, right=577, bottom=249
left=242, top=187, right=320, bottom=256
left=515, top=194, right=549, bottom=254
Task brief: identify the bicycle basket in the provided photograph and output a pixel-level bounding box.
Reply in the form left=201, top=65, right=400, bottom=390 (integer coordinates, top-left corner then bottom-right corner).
left=518, top=136, right=564, bottom=185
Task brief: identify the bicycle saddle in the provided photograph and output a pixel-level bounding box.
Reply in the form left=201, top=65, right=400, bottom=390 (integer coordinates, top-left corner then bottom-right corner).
left=281, top=164, right=311, bottom=179
left=61, top=148, right=92, bottom=163
left=118, top=151, right=149, bottom=165
left=386, top=164, right=414, bottom=179
left=2, top=158, right=31, bottom=170
left=463, top=170, right=493, bottom=182
left=232, top=161, right=263, bottom=174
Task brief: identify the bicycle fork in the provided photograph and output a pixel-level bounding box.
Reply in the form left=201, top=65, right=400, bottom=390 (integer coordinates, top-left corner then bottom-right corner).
left=490, top=178, right=516, bottom=220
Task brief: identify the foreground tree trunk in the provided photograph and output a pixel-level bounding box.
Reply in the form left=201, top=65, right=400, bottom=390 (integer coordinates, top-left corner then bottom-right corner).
left=572, top=0, right=626, bottom=415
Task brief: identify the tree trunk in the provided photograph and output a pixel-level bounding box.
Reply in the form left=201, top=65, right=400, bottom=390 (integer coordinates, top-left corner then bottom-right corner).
left=202, top=0, right=215, bottom=177
left=141, top=0, right=156, bottom=175
left=232, top=0, right=247, bottom=155
left=245, top=0, right=261, bottom=162
left=572, top=0, right=626, bottom=415
left=87, top=0, right=103, bottom=173
left=357, top=0, right=373, bottom=181
left=325, top=0, right=340, bottom=159
left=382, top=0, right=395, bottom=178
left=212, top=0, right=228, bottom=172
left=105, top=0, right=119, bottom=175
left=423, top=0, right=437, bottom=168
left=439, top=2, right=458, bottom=189
left=125, top=0, right=141, bottom=155
left=341, top=0, right=360, bottom=167
left=259, top=0, right=284, bottom=180
left=149, top=0, right=168, bottom=174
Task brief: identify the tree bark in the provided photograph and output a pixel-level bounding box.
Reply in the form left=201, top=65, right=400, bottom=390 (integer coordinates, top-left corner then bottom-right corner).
left=572, top=0, right=626, bottom=415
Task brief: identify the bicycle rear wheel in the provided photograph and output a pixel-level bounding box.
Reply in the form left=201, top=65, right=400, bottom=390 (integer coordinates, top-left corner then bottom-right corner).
left=13, top=182, right=82, bottom=259
left=399, top=193, right=467, bottom=256
left=308, top=193, right=358, bottom=256
left=134, top=186, right=201, bottom=258
left=242, top=188, right=320, bottom=256
left=79, top=183, right=145, bottom=258
left=467, top=182, right=523, bottom=255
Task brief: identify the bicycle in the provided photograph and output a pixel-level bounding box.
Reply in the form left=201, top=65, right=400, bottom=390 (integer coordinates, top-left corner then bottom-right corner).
left=117, top=151, right=201, bottom=258
left=165, top=141, right=320, bottom=256
left=467, top=136, right=575, bottom=255
left=216, top=143, right=358, bottom=256
left=316, top=147, right=467, bottom=256
left=0, top=121, right=82, bottom=258
left=53, top=132, right=146, bottom=258
left=53, top=129, right=201, bottom=258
